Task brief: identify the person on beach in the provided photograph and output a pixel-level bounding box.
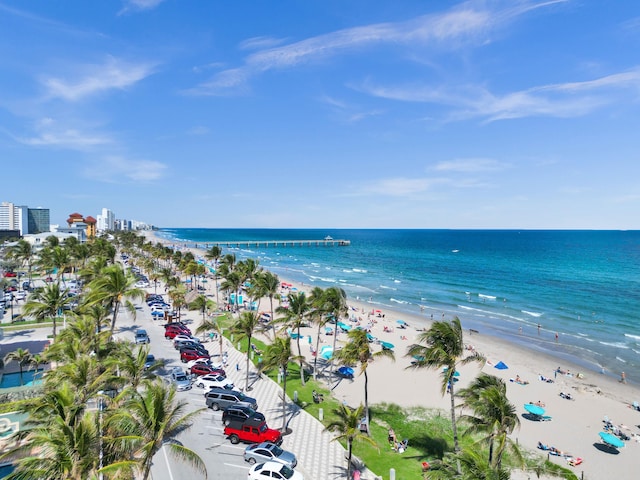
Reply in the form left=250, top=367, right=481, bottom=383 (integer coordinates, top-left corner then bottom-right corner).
left=388, top=428, right=397, bottom=446
left=620, top=371, right=627, bottom=384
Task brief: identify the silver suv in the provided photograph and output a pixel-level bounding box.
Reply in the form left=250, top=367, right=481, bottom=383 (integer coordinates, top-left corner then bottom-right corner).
left=171, top=369, right=192, bottom=391
left=134, top=329, right=150, bottom=344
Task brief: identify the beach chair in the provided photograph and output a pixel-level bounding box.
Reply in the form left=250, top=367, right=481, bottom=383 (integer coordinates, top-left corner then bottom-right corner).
left=541, top=415, right=553, bottom=422
left=632, top=401, right=640, bottom=411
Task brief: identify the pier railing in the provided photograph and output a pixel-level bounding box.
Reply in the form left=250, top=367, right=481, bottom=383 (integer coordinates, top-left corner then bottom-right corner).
left=178, top=239, right=351, bottom=248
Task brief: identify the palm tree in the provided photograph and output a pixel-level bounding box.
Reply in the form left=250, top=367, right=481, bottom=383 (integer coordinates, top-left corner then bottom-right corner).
left=230, top=311, right=260, bottom=391
left=260, top=336, right=300, bottom=432
left=405, top=317, right=484, bottom=464
left=4, top=383, right=104, bottom=480
left=189, top=294, right=210, bottom=322
left=86, top=264, right=145, bottom=335
left=20, top=281, right=74, bottom=337
left=325, top=404, right=377, bottom=479
left=457, top=374, right=522, bottom=469
left=254, top=270, right=280, bottom=334
left=3, top=348, right=33, bottom=386
left=195, top=317, right=226, bottom=358
left=204, top=246, right=222, bottom=307
left=276, top=291, right=311, bottom=385
left=427, top=448, right=511, bottom=480
left=107, top=343, right=161, bottom=390
left=220, top=271, right=243, bottom=312
left=323, top=286, right=348, bottom=378
left=335, top=328, right=395, bottom=434
left=308, top=286, right=327, bottom=376
left=7, top=239, right=34, bottom=286
left=108, top=380, right=207, bottom=480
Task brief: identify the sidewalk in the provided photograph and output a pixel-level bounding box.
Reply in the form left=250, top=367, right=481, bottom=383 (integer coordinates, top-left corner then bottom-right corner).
left=220, top=338, right=380, bottom=480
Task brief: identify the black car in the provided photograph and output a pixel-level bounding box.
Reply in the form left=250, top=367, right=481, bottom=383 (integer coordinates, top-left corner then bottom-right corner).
left=179, top=345, right=210, bottom=356
left=222, top=404, right=265, bottom=426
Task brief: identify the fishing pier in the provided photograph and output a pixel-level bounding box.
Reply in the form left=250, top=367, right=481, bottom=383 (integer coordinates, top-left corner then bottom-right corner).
left=182, top=238, right=351, bottom=249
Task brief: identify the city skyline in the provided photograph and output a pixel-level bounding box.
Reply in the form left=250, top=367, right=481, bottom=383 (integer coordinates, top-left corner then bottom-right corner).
left=1, top=1, right=639, bottom=229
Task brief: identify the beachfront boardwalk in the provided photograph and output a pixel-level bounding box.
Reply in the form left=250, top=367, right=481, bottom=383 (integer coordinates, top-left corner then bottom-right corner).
left=222, top=343, right=356, bottom=480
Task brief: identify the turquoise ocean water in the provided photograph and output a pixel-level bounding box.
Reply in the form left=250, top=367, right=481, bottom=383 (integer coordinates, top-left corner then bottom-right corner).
left=157, top=229, right=640, bottom=384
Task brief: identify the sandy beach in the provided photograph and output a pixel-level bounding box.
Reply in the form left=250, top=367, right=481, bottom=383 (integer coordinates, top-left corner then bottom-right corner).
left=143, top=230, right=640, bottom=479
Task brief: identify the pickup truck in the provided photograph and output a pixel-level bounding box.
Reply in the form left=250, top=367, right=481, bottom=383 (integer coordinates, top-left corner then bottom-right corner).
left=223, top=418, right=282, bottom=446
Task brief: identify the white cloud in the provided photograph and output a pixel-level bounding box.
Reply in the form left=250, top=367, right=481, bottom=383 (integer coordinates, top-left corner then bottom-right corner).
left=187, top=126, right=210, bottom=135
left=356, top=177, right=441, bottom=196
left=118, top=0, right=165, bottom=15
left=433, top=158, right=508, bottom=172
left=238, top=36, right=288, bottom=51
left=42, top=56, right=155, bottom=101
left=86, top=155, right=167, bottom=182
left=18, top=127, right=110, bottom=149
left=192, top=0, right=558, bottom=95
left=360, top=68, right=640, bottom=122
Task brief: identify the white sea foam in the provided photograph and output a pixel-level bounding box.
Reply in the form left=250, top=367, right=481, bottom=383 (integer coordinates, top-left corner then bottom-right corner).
left=394, top=279, right=401, bottom=283
left=352, top=268, right=368, bottom=273
left=478, top=294, right=497, bottom=300
left=624, top=333, right=640, bottom=342
left=522, top=310, right=543, bottom=318
left=600, top=341, right=629, bottom=349
left=616, top=356, right=627, bottom=363
left=379, top=285, right=397, bottom=291
left=390, top=298, right=408, bottom=304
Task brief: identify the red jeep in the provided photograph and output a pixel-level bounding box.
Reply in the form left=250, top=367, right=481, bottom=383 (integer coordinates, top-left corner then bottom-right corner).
left=223, top=418, right=282, bottom=446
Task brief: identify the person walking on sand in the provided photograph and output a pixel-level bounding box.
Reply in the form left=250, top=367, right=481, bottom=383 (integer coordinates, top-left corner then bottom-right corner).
left=620, top=371, right=627, bottom=384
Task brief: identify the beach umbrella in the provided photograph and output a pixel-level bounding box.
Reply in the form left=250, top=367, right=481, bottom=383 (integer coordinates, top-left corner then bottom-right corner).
left=366, top=333, right=376, bottom=342
left=524, top=403, right=545, bottom=416
left=338, top=366, right=355, bottom=377
left=396, top=319, right=407, bottom=325
left=380, top=341, right=394, bottom=350
left=599, top=431, right=625, bottom=449
left=494, top=361, right=509, bottom=370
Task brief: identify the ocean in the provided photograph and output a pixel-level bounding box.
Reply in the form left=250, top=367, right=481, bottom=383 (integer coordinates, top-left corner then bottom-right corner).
left=156, top=228, right=640, bottom=384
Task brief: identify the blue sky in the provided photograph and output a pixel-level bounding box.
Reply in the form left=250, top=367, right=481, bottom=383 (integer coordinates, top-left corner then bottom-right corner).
left=1, top=0, right=639, bottom=229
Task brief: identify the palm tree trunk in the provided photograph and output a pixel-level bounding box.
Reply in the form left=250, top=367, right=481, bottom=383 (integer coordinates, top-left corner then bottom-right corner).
left=314, top=324, right=322, bottom=377
left=296, top=325, right=305, bottom=386
left=52, top=316, right=58, bottom=338
left=364, top=369, right=370, bottom=434
left=449, top=378, right=461, bottom=474
left=246, top=336, right=252, bottom=391
left=281, top=369, right=288, bottom=432
left=331, top=323, right=339, bottom=384
left=347, top=438, right=353, bottom=479
left=110, top=301, right=121, bottom=335
left=19, top=365, right=24, bottom=386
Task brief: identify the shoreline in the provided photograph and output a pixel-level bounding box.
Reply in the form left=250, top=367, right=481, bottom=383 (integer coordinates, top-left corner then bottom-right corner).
left=143, top=230, right=640, bottom=479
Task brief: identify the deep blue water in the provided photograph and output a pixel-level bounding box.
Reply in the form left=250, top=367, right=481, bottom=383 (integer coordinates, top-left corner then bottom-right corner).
left=157, top=229, right=640, bottom=384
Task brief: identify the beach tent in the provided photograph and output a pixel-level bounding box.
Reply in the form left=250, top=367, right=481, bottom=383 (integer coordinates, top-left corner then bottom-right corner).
left=338, top=366, right=355, bottom=378
left=320, top=346, right=333, bottom=360
left=494, top=361, right=509, bottom=370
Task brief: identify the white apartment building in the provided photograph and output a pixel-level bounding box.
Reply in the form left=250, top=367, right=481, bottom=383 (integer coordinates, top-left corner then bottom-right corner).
left=0, top=202, right=28, bottom=235
left=96, top=207, right=116, bottom=232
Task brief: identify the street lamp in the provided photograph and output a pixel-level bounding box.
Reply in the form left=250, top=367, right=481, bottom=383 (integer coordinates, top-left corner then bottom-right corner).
left=97, top=390, right=104, bottom=480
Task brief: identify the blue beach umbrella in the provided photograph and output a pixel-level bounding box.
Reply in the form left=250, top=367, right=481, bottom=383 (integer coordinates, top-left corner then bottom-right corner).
left=366, top=333, right=376, bottom=342
left=380, top=341, right=394, bottom=350
left=599, top=431, right=625, bottom=449
left=524, top=403, right=545, bottom=417
left=338, top=366, right=355, bottom=377
left=396, top=319, right=407, bottom=325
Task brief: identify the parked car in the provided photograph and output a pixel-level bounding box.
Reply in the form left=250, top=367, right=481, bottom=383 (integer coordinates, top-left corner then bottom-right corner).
left=243, top=442, right=297, bottom=468
left=174, top=339, right=202, bottom=351
left=173, top=334, right=200, bottom=346
left=205, top=388, right=257, bottom=411
left=223, top=405, right=265, bottom=426
left=144, top=354, right=156, bottom=370
left=15, top=291, right=27, bottom=301
left=165, top=327, right=190, bottom=340
left=189, top=364, right=225, bottom=377
left=171, top=370, right=192, bottom=391
left=180, top=349, right=210, bottom=363
left=178, top=344, right=209, bottom=356
left=186, top=358, right=222, bottom=370
left=194, top=374, right=234, bottom=390
left=224, top=418, right=282, bottom=446
left=134, top=329, right=150, bottom=344
left=3, top=272, right=17, bottom=278
left=247, top=461, right=302, bottom=480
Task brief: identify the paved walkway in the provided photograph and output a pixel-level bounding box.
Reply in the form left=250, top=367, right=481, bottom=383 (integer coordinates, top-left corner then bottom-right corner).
left=220, top=339, right=368, bottom=480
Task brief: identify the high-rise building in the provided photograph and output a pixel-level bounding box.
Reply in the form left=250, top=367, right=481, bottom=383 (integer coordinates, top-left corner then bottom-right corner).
left=27, top=208, right=50, bottom=234
left=97, top=208, right=115, bottom=232
left=0, top=202, right=29, bottom=235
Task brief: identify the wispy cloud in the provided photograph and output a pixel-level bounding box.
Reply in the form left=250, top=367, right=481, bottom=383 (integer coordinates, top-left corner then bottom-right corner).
left=118, top=0, right=165, bottom=15
left=238, top=36, right=288, bottom=51
left=17, top=118, right=111, bottom=150
left=187, top=126, right=210, bottom=135
left=361, top=68, right=640, bottom=122
left=0, top=2, right=105, bottom=37
left=191, top=0, right=561, bottom=95
left=433, top=158, right=508, bottom=172
left=85, top=155, right=167, bottom=182
left=41, top=56, right=156, bottom=101
left=355, top=177, right=446, bottom=197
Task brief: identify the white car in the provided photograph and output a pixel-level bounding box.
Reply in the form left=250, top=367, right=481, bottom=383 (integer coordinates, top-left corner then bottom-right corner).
left=194, top=374, right=234, bottom=390
left=173, top=334, right=201, bottom=345
left=15, top=291, right=27, bottom=301
left=135, top=281, right=150, bottom=288
left=248, top=461, right=303, bottom=480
